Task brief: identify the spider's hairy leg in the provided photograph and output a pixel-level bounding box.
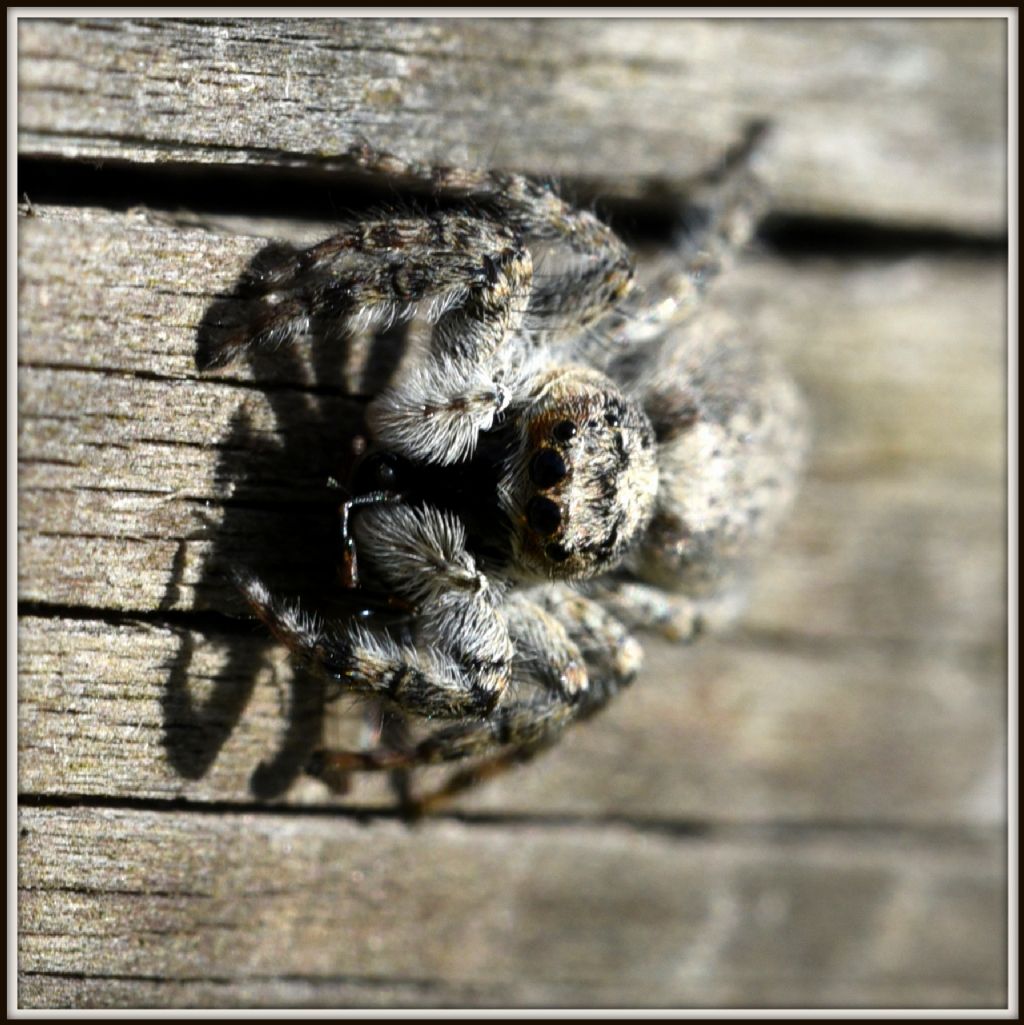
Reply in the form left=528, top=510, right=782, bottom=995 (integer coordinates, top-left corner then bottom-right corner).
left=405, top=589, right=644, bottom=815
left=236, top=574, right=509, bottom=719
left=341, top=139, right=635, bottom=340
left=308, top=587, right=642, bottom=814
left=346, top=504, right=514, bottom=717
left=366, top=231, right=535, bottom=464
left=504, top=592, right=588, bottom=700
left=235, top=508, right=515, bottom=720
left=533, top=584, right=645, bottom=714
left=582, top=579, right=748, bottom=644
left=309, top=692, right=570, bottom=776
left=341, top=140, right=621, bottom=255
left=603, top=121, right=772, bottom=348
left=490, top=175, right=636, bottom=336
left=206, top=214, right=529, bottom=370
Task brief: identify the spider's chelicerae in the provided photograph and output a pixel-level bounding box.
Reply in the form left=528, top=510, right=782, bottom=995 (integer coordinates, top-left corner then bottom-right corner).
left=220, top=131, right=806, bottom=813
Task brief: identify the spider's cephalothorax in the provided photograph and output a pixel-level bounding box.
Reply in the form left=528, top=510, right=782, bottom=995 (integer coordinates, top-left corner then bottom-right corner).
left=221, top=131, right=807, bottom=814
left=502, top=368, right=659, bottom=582
left=347, top=367, right=659, bottom=584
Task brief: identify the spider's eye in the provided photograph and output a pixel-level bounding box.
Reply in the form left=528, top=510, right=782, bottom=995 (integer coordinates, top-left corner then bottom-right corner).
left=530, top=449, right=568, bottom=488
left=545, top=542, right=571, bottom=563
left=604, top=409, right=621, bottom=428
left=552, top=420, right=578, bottom=443
left=376, top=459, right=398, bottom=487
left=527, top=496, right=562, bottom=535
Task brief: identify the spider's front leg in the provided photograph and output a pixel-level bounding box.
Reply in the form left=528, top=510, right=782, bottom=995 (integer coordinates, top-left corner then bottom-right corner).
left=236, top=504, right=514, bottom=721
left=308, top=586, right=643, bottom=815
left=362, top=181, right=638, bottom=464
left=393, top=588, right=646, bottom=816
left=339, top=140, right=636, bottom=335
left=599, top=121, right=771, bottom=350
left=204, top=212, right=532, bottom=391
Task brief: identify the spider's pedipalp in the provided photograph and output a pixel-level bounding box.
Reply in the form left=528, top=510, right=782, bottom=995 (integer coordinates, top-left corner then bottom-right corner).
left=364, top=226, right=535, bottom=465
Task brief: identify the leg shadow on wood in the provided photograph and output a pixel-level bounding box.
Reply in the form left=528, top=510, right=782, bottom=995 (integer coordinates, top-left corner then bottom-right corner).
left=161, top=241, right=410, bottom=799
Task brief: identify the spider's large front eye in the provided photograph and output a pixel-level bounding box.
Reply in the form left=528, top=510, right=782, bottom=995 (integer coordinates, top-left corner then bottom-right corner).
left=545, top=542, right=571, bottom=563
left=527, top=496, right=562, bottom=535
left=530, top=449, right=568, bottom=488
left=552, top=420, right=577, bottom=443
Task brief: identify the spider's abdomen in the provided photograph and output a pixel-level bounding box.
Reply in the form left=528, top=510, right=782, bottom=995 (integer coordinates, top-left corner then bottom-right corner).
left=632, top=316, right=808, bottom=596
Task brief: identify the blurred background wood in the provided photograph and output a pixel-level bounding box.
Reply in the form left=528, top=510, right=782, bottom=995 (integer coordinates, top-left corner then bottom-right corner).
left=18, top=17, right=1006, bottom=231
left=16, top=15, right=1009, bottom=1011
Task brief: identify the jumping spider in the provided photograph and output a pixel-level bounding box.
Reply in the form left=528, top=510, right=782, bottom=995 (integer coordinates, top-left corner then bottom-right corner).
left=214, top=130, right=806, bottom=814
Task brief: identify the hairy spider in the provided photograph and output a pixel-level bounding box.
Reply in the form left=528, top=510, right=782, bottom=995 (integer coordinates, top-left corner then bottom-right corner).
left=213, top=129, right=806, bottom=814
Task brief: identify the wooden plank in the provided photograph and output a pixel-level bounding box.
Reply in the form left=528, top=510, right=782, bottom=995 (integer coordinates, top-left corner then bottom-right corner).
left=15, top=20, right=1011, bottom=1013
left=17, top=805, right=1008, bottom=1009
left=16, top=614, right=1005, bottom=825
left=15, top=367, right=1007, bottom=639
left=17, top=209, right=1007, bottom=638
left=17, top=17, right=1008, bottom=233
left=18, top=207, right=1007, bottom=476
left=16, top=973, right=1007, bottom=1013
left=16, top=206, right=1007, bottom=825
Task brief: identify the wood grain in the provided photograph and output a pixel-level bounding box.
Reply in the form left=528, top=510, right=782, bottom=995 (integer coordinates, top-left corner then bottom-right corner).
left=17, top=613, right=1006, bottom=825
left=18, top=17, right=1007, bottom=232
left=17, top=202, right=1008, bottom=1008
left=18, top=806, right=1007, bottom=1009
left=17, top=205, right=1006, bottom=824
left=18, top=207, right=1006, bottom=638
left=16, top=16, right=1009, bottom=1010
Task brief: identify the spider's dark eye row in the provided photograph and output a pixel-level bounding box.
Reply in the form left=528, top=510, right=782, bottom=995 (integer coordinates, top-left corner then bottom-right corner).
left=545, top=542, right=570, bottom=563
left=527, top=496, right=562, bottom=535
left=530, top=449, right=568, bottom=488
left=552, top=419, right=577, bottom=443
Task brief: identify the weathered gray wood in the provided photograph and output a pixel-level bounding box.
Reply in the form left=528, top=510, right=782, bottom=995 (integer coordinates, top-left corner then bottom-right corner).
left=17, top=614, right=1005, bottom=825
left=15, top=371, right=1007, bottom=639
left=17, top=806, right=1008, bottom=1009
left=17, top=17, right=1007, bottom=233
left=16, top=205, right=1007, bottom=832
left=18, top=208, right=1007, bottom=642
left=15, top=17, right=1010, bottom=1003
left=16, top=973, right=1008, bottom=1013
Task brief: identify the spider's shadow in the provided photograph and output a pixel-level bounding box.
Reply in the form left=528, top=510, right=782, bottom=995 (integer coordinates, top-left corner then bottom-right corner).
left=160, top=240, right=405, bottom=799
